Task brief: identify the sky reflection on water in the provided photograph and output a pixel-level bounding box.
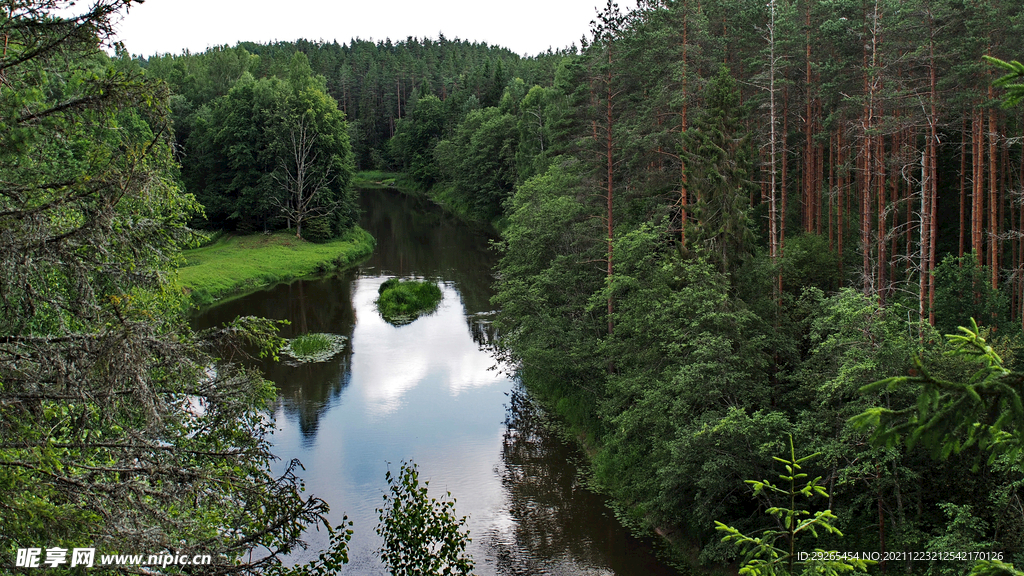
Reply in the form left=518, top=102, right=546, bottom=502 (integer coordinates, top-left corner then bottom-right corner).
left=192, top=189, right=680, bottom=576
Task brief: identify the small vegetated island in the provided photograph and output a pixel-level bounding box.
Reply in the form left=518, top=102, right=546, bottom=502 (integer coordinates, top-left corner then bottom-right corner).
left=281, top=332, right=348, bottom=364
left=376, top=278, right=443, bottom=326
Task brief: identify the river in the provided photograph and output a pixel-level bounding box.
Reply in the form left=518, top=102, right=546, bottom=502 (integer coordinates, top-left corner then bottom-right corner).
left=192, top=188, right=681, bottom=576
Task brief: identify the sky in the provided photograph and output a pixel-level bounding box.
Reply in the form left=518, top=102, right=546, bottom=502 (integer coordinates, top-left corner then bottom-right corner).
left=112, top=0, right=611, bottom=58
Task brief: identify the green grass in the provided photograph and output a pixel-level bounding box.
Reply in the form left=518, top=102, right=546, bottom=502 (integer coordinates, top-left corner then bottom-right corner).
left=176, top=227, right=375, bottom=308
left=281, top=332, right=348, bottom=364
left=375, top=278, right=443, bottom=326
left=289, top=333, right=331, bottom=356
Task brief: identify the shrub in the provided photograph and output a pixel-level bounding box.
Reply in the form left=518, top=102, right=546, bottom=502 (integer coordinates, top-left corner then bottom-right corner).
left=376, top=461, right=474, bottom=576
left=302, top=216, right=335, bottom=244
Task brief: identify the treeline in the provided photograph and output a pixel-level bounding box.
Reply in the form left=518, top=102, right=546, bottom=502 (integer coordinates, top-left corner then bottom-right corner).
left=141, top=49, right=357, bottom=237
left=141, top=38, right=566, bottom=231
left=479, top=0, right=1024, bottom=572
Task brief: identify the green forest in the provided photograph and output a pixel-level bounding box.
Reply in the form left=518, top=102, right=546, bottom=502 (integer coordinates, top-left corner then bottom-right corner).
left=4, top=0, right=1024, bottom=574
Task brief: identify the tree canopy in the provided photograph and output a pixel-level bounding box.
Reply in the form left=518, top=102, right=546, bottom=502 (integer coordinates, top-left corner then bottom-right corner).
left=0, top=2, right=350, bottom=572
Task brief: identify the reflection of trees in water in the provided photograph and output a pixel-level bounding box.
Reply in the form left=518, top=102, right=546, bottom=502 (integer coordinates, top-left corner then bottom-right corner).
left=360, top=188, right=503, bottom=352
left=267, top=349, right=352, bottom=445
left=467, top=312, right=500, bottom=349
left=193, top=273, right=358, bottom=445
left=487, top=386, right=681, bottom=576
left=263, top=274, right=357, bottom=445
left=488, top=386, right=606, bottom=575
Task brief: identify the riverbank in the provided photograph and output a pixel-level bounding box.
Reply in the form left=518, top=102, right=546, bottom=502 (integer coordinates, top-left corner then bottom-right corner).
left=517, top=380, right=714, bottom=575
left=176, top=227, right=375, bottom=308
left=351, top=170, right=420, bottom=194
left=354, top=171, right=505, bottom=233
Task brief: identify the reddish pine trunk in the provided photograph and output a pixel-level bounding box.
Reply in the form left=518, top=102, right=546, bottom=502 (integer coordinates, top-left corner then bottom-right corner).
left=989, top=94, right=998, bottom=290
left=960, top=117, right=967, bottom=260
left=925, top=134, right=933, bottom=323
left=928, top=40, right=938, bottom=324
left=805, top=9, right=813, bottom=234
left=838, top=128, right=845, bottom=278
left=929, top=124, right=938, bottom=326
left=829, top=130, right=836, bottom=252
left=973, top=109, right=983, bottom=264
left=877, top=132, right=887, bottom=299
left=781, top=87, right=789, bottom=257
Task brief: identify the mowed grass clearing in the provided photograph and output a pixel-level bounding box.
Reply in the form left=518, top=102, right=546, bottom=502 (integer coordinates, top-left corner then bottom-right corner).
left=177, top=227, right=375, bottom=307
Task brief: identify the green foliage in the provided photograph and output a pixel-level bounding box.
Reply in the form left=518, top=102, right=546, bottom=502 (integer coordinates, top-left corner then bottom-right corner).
left=715, top=437, right=872, bottom=576
left=0, top=3, right=354, bottom=569
left=280, top=332, right=348, bottom=364
left=302, top=216, right=335, bottom=243
left=969, top=560, right=1024, bottom=576
left=376, top=278, right=444, bottom=326
left=515, top=84, right=558, bottom=181
left=985, top=55, right=1024, bottom=108
left=289, top=333, right=330, bottom=356
left=376, top=461, right=474, bottom=576
left=779, top=234, right=842, bottom=295
left=682, top=66, right=756, bottom=274
left=184, top=73, right=287, bottom=229
left=933, top=253, right=1010, bottom=336
left=924, top=504, right=995, bottom=576
left=434, top=106, right=519, bottom=221
left=181, top=56, right=355, bottom=234
left=794, top=288, right=920, bottom=412
left=274, top=519, right=354, bottom=576
left=853, top=319, right=1024, bottom=466
left=593, top=223, right=774, bottom=538
left=492, top=160, right=607, bottom=394
left=851, top=320, right=1024, bottom=574
left=391, top=95, right=446, bottom=188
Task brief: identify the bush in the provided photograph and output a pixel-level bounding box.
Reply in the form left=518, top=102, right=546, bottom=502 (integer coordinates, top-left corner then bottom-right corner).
left=376, top=278, right=443, bottom=325
left=302, top=216, right=335, bottom=244
left=376, top=461, right=474, bottom=576
left=933, top=252, right=1010, bottom=335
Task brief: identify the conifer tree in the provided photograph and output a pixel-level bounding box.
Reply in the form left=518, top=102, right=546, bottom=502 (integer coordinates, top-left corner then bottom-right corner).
left=682, top=66, right=756, bottom=273
left=0, top=2, right=352, bottom=572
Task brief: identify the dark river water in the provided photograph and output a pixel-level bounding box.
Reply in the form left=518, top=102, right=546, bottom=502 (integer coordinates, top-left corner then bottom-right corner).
left=192, top=189, right=681, bottom=576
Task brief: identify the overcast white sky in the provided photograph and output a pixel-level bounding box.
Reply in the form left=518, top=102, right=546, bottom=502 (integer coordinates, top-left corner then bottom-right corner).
left=113, top=0, right=612, bottom=58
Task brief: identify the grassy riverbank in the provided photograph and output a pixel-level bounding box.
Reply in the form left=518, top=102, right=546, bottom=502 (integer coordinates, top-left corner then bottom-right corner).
left=177, top=227, right=375, bottom=308
left=354, top=170, right=505, bottom=233
left=352, top=170, right=420, bottom=193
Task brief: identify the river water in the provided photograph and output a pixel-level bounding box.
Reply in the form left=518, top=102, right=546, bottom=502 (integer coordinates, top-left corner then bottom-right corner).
left=192, top=189, right=680, bottom=576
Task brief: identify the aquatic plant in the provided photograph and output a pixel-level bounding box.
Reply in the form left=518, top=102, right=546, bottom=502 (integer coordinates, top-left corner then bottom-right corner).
left=376, top=278, right=443, bottom=326
left=281, top=333, right=348, bottom=364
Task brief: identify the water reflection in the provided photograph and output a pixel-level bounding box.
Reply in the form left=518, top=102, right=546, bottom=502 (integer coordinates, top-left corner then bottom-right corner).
left=358, top=190, right=498, bottom=345
left=483, top=388, right=681, bottom=576
left=348, top=277, right=505, bottom=417
left=191, top=189, right=681, bottom=575
left=193, top=272, right=358, bottom=445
